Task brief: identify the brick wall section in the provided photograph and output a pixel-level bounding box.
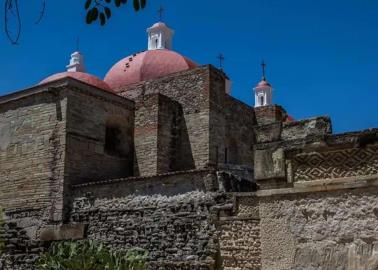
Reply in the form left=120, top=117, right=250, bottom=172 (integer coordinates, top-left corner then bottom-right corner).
left=208, top=69, right=226, bottom=167
left=133, top=94, right=159, bottom=175
left=65, top=87, right=134, bottom=184
left=0, top=87, right=67, bottom=221
left=224, top=96, right=256, bottom=166
left=254, top=105, right=287, bottom=125
left=156, top=94, right=194, bottom=173
left=119, top=66, right=212, bottom=170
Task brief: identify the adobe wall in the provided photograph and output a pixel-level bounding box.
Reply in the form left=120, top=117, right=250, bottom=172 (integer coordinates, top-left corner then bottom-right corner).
left=0, top=86, right=67, bottom=222
left=65, top=85, right=135, bottom=184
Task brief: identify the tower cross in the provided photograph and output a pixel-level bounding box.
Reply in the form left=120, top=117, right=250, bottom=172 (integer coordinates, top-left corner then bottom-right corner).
left=76, top=37, right=80, bottom=52
left=261, top=60, right=266, bottom=80
left=158, top=6, right=164, bottom=21
left=217, top=53, right=225, bottom=70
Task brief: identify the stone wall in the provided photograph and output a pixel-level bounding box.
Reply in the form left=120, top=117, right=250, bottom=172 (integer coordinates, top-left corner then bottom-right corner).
left=217, top=195, right=262, bottom=270
left=70, top=190, right=232, bottom=269
left=254, top=105, right=287, bottom=126
left=0, top=220, right=43, bottom=270
left=224, top=96, right=255, bottom=166
left=120, top=66, right=212, bottom=170
left=258, top=186, right=378, bottom=270
left=65, top=86, right=135, bottom=184
left=0, top=86, right=67, bottom=222
left=71, top=169, right=217, bottom=199
left=290, top=144, right=378, bottom=182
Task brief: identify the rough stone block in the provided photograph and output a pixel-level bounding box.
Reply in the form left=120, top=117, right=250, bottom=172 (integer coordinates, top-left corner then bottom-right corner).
left=254, top=147, right=285, bottom=181
left=39, top=224, right=86, bottom=241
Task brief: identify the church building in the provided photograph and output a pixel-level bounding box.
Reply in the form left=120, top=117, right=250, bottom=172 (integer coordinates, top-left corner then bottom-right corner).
left=0, top=19, right=377, bottom=270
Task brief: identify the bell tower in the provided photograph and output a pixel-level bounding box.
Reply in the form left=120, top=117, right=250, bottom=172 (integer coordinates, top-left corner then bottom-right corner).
left=147, top=6, right=174, bottom=50
left=254, top=61, right=273, bottom=107
left=66, top=51, right=85, bottom=72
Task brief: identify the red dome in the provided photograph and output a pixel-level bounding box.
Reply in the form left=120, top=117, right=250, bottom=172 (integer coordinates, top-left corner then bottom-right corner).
left=286, top=115, right=295, bottom=122
left=39, top=72, right=112, bottom=92
left=255, top=79, right=271, bottom=88
left=104, top=49, right=197, bottom=90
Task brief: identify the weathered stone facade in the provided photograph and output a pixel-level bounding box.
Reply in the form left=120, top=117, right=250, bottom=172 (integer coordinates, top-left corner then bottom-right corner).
left=1, top=65, right=378, bottom=270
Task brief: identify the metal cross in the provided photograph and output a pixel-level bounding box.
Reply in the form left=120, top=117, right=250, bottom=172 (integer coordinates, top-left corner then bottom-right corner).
left=76, top=37, right=80, bottom=52
left=261, top=60, right=266, bottom=80
left=218, top=54, right=225, bottom=70
left=158, top=6, right=164, bottom=21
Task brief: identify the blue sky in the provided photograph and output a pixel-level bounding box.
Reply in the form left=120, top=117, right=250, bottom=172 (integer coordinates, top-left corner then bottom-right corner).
left=0, top=0, right=377, bottom=133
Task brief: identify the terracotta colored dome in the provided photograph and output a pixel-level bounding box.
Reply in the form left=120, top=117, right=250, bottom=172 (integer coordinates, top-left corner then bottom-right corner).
left=255, top=79, right=271, bottom=88
left=104, top=49, right=197, bottom=90
left=39, top=72, right=112, bottom=92
left=286, top=115, right=295, bottom=122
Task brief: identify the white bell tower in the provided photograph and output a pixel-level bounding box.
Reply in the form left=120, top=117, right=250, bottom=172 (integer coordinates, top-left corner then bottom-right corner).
left=66, top=51, right=85, bottom=72
left=147, top=7, right=174, bottom=50
left=147, top=22, right=174, bottom=50
left=254, top=61, right=273, bottom=107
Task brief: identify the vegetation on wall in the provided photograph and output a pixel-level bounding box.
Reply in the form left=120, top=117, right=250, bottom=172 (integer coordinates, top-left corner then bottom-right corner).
left=37, top=240, right=148, bottom=270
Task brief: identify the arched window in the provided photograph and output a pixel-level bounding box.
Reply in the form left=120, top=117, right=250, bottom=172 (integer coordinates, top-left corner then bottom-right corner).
left=104, top=117, right=129, bottom=157
left=259, top=95, right=264, bottom=106
left=105, top=126, right=122, bottom=156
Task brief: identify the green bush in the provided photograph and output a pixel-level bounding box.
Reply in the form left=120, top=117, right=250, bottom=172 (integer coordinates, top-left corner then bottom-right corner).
left=37, top=240, right=148, bottom=270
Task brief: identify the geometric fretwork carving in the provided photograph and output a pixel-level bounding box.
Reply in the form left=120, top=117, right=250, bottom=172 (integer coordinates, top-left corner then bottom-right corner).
left=291, top=145, right=378, bottom=182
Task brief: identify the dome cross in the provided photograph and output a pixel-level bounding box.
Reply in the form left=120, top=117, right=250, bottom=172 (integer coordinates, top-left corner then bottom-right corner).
left=217, top=53, right=225, bottom=70
left=261, top=60, right=266, bottom=80
left=158, top=6, right=164, bottom=21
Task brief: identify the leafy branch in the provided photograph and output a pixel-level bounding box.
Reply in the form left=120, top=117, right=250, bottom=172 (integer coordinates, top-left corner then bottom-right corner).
left=85, top=0, right=147, bottom=26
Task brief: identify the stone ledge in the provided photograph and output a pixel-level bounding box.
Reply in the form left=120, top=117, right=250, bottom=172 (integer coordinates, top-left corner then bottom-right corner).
left=258, top=175, right=378, bottom=197
left=72, top=168, right=212, bottom=188
left=234, top=174, right=378, bottom=197
left=39, top=224, right=86, bottom=241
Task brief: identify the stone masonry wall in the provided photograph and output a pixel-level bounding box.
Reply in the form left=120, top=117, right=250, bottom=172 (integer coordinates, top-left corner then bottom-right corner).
left=157, top=94, right=195, bottom=173
left=258, top=187, right=378, bottom=270
left=65, top=87, right=135, bottom=184
left=0, top=88, right=67, bottom=222
left=70, top=191, right=232, bottom=269
left=120, top=66, right=212, bottom=169
left=134, top=94, right=159, bottom=176
left=224, top=96, right=256, bottom=166
left=218, top=196, right=262, bottom=270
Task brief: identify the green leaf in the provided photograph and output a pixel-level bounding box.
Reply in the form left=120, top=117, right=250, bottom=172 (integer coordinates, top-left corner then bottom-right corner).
left=100, top=12, right=106, bottom=26
left=104, top=7, right=111, bottom=19
left=84, top=0, right=92, bottom=10
left=133, top=0, right=140, bottom=11
left=140, top=0, right=146, bottom=9
left=91, top=7, right=99, bottom=21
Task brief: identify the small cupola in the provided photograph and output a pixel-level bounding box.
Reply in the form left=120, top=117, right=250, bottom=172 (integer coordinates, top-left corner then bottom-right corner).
left=66, top=51, right=85, bottom=72
left=147, top=22, right=174, bottom=50
left=254, top=61, right=273, bottom=107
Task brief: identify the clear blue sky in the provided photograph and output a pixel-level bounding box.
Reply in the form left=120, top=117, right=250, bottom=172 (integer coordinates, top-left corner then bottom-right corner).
left=0, top=0, right=377, bottom=133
